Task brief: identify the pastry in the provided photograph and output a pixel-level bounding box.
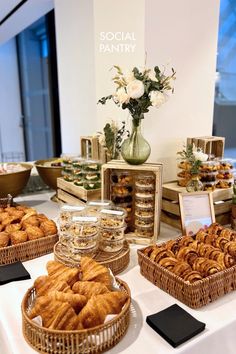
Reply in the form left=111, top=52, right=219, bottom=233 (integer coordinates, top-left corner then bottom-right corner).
left=46, top=260, right=81, bottom=286
left=176, top=247, right=198, bottom=266
left=34, top=275, right=73, bottom=297
left=22, top=215, right=40, bottom=228
left=0, top=231, right=10, bottom=247
left=72, top=281, right=110, bottom=298
left=40, top=220, right=57, bottom=236
left=77, top=291, right=128, bottom=329
left=183, top=270, right=202, bottom=283
left=25, top=225, right=44, bottom=240
left=80, top=257, right=112, bottom=289
left=158, top=257, right=178, bottom=270
left=29, top=296, right=80, bottom=330
left=47, top=290, right=87, bottom=313
left=10, top=230, right=28, bottom=245
left=5, top=223, right=21, bottom=234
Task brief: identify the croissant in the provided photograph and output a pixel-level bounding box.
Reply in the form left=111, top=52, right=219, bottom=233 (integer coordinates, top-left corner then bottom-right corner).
left=214, top=236, right=229, bottom=251
left=10, top=230, right=28, bottom=245
left=223, top=241, right=236, bottom=258
left=0, top=212, right=9, bottom=222
left=143, top=245, right=155, bottom=257
left=29, top=296, right=80, bottom=330
left=165, top=240, right=180, bottom=254
left=40, top=219, right=57, bottom=236
left=25, top=226, right=44, bottom=240
left=158, top=257, right=178, bottom=270
left=195, top=230, right=208, bottom=243
left=80, top=257, right=112, bottom=289
left=46, top=260, right=81, bottom=286
left=72, top=281, right=110, bottom=298
left=192, top=258, right=223, bottom=277
left=207, top=223, right=223, bottom=235
left=172, top=261, right=192, bottom=278
left=5, top=223, right=21, bottom=234
left=77, top=291, right=128, bottom=329
left=47, top=290, right=87, bottom=313
left=22, top=215, right=40, bottom=228
left=176, top=247, right=198, bottom=266
left=177, top=236, right=194, bottom=249
left=0, top=231, right=10, bottom=247
left=34, top=275, right=73, bottom=297
left=183, top=270, right=202, bottom=283
left=152, top=248, right=175, bottom=264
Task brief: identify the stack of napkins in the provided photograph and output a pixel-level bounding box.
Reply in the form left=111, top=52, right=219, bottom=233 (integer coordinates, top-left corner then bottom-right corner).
left=146, top=304, right=206, bottom=348
left=0, top=262, right=30, bottom=285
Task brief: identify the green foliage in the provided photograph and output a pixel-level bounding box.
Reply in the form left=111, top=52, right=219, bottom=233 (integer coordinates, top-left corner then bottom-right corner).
left=177, top=144, right=202, bottom=175
left=103, top=121, right=128, bottom=159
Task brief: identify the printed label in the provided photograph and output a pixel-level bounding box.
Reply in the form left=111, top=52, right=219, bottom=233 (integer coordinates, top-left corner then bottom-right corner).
left=72, top=216, right=97, bottom=222
left=100, top=209, right=123, bottom=216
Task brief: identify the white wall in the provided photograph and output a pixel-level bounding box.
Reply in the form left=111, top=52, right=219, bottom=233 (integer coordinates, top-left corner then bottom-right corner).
left=144, top=0, right=220, bottom=181
left=0, top=38, right=25, bottom=159
left=54, top=0, right=96, bottom=154
left=53, top=0, right=220, bottom=180
left=94, top=0, right=145, bottom=128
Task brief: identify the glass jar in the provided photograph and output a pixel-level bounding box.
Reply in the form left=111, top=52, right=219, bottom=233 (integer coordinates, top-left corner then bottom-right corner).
left=135, top=224, right=154, bottom=238
left=59, top=205, right=85, bottom=226
left=135, top=185, right=155, bottom=198
left=99, top=225, right=126, bottom=241
left=135, top=195, right=155, bottom=208
left=82, top=160, right=101, bottom=172
left=135, top=205, right=154, bottom=218
left=110, top=171, right=133, bottom=185
left=135, top=173, right=155, bottom=188
left=99, top=206, right=127, bottom=228
left=135, top=215, right=154, bottom=227
left=111, top=185, right=133, bottom=196
left=199, top=160, right=219, bottom=173
left=83, top=181, right=101, bottom=190
left=83, top=171, right=101, bottom=182
left=86, top=200, right=113, bottom=215
left=99, top=237, right=124, bottom=253
left=68, top=216, right=99, bottom=256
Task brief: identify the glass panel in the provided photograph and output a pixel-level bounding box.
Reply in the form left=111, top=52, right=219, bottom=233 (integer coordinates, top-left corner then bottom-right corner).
left=213, top=0, right=236, bottom=158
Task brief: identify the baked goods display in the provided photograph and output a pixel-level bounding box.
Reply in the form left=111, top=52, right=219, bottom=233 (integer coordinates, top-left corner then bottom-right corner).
left=58, top=204, right=127, bottom=256
left=216, top=159, right=234, bottom=188
left=110, top=171, right=133, bottom=228
left=0, top=205, right=57, bottom=247
left=134, top=174, right=155, bottom=238
left=27, top=258, right=129, bottom=330
left=143, top=223, right=236, bottom=283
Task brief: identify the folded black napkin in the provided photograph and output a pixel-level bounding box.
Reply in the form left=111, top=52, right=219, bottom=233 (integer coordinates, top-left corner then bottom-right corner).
left=0, top=262, right=31, bottom=285
left=146, top=304, right=206, bottom=348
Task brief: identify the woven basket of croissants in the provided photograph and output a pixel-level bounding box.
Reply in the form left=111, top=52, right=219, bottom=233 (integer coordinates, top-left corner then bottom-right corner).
left=138, top=223, right=236, bottom=308
left=0, top=205, right=58, bottom=264
left=21, top=257, right=131, bottom=354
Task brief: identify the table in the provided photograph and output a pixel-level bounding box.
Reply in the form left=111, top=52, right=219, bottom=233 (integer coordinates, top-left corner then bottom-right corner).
left=1, top=192, right=236, bottom=354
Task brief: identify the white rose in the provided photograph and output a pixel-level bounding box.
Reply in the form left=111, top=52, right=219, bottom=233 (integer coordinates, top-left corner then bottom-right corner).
left=114, top=87, right=129, bottom=104
left=193, top=151, right=208, bottom=162
left=149, top=90, right=166, bottom=108
left=148, top=70, right=157, bottom=82
left=124, top=70, right=135, bottom=84
left=126, top=79, right=145, bottom=99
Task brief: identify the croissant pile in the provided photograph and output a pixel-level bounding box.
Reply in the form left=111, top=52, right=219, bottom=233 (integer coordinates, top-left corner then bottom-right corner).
left=0, top=205, right=57, bottom=247
left=144, top=223, right=236, bottom=283
left=28, top=257, right=129, bottom=330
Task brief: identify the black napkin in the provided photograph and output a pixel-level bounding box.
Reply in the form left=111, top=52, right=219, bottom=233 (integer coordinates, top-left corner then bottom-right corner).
left=146, top=304, right=206, bottom=348
left=0, top=262, right=31, bottom=285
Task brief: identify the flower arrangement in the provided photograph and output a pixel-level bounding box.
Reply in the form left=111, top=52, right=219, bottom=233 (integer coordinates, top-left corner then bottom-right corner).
left=177, top=144, right=208, bottom=175
left=98, top=120, right=129, bottom=159
left=98, top=65, right=176, bottom=125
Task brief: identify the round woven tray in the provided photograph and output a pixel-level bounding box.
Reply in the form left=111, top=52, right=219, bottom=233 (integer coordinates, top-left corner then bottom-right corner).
left=53, top=240, right=130, bottom=275
left=21, top=278, right=131, bottom=354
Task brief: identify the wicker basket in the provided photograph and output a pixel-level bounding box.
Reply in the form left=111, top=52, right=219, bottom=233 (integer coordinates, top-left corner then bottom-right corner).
left=54, top=241, right=130, bottom=275
left=0, top=234, right=58, bottom=265
left=22, top=278, right=131, bottom=354
left=137, top=238, right=236, bottom=309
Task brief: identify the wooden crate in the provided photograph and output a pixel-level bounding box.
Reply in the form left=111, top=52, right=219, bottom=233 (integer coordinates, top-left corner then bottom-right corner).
left=80, top=136, right=99, bottom=160
left=57, top=177, right=101, bottom=204
left=161, top=181, right=232, bottom=229
left=186, top=136, right=225, bottom=158
left=101, top=160, right=163, bottom=245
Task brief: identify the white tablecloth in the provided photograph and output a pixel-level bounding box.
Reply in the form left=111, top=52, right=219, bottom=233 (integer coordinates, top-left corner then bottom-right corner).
left=1, top=193, right=236, bottom=354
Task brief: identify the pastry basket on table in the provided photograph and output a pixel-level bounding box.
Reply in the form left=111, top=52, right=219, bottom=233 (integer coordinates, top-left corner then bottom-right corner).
left=138, top=225, right=236, bottom=309
left=21, top=278, right=131, bottom=354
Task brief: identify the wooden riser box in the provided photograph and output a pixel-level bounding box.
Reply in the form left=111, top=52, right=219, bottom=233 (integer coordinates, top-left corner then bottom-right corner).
left=161, top=181, right=232, bottom=230
left=57, top=177, right=101, bottom=205
left=101, top=160, right=163, bottom=245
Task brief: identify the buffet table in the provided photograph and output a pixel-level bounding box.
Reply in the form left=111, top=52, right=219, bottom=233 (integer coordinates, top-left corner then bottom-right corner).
left=1, top=192, right=236, bottom=354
